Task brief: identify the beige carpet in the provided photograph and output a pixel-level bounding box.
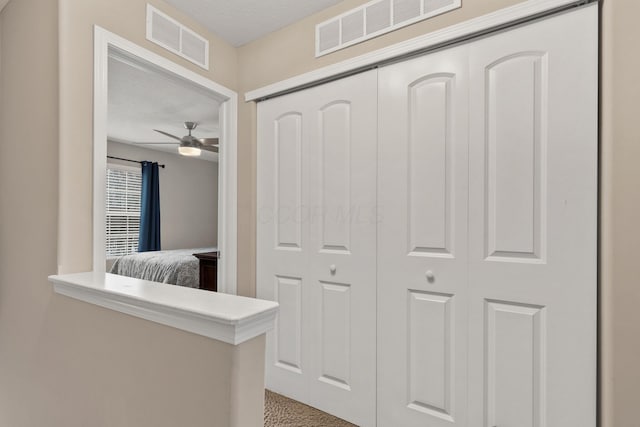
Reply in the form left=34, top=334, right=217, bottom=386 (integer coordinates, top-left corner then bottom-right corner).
left=264, top=390, right=357, bottom=427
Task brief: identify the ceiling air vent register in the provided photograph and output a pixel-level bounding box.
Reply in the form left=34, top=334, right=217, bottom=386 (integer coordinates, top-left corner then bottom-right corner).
left=316, top=0, right=461, bottom=57
left=146, top=4, right=210, bottom=70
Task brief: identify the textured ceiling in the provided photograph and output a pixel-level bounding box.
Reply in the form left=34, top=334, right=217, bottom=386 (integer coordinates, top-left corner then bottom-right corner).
left=108, top=54, right=221, bottom=162
left=164, top=0, right=343, bottom=46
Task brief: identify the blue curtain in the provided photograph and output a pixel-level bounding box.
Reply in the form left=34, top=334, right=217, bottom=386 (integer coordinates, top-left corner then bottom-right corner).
left=138, top=161, right=161, bottom=252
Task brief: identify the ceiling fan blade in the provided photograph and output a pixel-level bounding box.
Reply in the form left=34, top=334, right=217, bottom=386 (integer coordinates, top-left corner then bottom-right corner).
left=153, top=129, right=183, bottom=141
left=201, top=145, right=219, bottom=153
left=134, top=142, right=179, bottom=145
left=198, top=138, right=219, bottom=146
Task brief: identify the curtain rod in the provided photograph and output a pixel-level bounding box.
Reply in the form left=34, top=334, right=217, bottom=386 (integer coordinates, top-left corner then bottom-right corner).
left=107, top=156, right=166, bottom=168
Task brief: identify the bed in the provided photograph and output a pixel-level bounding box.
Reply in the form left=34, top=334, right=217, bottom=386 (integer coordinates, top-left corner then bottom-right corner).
left=109, top=247, right=218, bottom=290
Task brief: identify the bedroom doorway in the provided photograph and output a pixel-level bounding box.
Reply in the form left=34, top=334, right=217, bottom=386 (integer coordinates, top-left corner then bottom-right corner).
left=92, top=27, right=238, bottom=294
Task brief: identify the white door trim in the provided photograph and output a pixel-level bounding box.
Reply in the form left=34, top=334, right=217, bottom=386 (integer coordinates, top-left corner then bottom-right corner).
left=93, top=26, right=238, bottom=295
left=245, top=0, right=593, bottom=102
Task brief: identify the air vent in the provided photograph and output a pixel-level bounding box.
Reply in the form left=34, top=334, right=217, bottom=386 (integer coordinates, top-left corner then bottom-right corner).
left=394, top=0, right=422, bottom=25
left=146, top=4, right=209, bottom=70
left=366, top=0, right=391, bottom=35
left=316, top=0, right=461, bottom=57
left=318, top=20, right=340, bottom=53
left=341, top=10, right=364, bottom=44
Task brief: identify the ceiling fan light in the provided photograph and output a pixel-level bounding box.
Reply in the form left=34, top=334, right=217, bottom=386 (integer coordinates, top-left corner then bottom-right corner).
left=178, top=146, right=201, bottom=156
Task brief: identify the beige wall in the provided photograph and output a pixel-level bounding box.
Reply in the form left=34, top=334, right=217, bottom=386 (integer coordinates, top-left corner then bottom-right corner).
left=0, top=1, right=60, bottom=422
left=57, top=0, right=238, bottom=276
left=107, top=141, right=219, bottom=251
left=1, top=0, right=264, bottom=426
left=600, top=0, right=640, bottom=426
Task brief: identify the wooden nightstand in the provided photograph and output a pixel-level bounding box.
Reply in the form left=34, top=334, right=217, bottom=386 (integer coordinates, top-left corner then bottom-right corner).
left=193, top=251, right=219, bottom=292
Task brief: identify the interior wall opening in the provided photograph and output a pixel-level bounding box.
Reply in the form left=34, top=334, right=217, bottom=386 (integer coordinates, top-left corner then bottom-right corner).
left=93, top=29, right=238, bottom=294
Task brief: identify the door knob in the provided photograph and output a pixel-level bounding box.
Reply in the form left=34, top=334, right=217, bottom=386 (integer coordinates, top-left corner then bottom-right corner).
left=425, top=270, right=435, bottom=283
left=330, top=265, right=337, bottom=275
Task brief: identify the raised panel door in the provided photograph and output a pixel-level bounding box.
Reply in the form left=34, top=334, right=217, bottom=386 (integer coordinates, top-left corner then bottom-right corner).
left=257, top=70, right=378, bottom=427
left=467, top=6, right=598, bottom=427
left=377, top=44, right=470, bottom=427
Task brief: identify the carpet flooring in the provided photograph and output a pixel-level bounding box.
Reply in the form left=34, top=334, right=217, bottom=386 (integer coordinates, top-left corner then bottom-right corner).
left=264, top=390, right=357, bottom=427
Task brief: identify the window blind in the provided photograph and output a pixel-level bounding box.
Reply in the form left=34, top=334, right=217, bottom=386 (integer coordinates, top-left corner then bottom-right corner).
left=106, top=166, right=142, bottom=257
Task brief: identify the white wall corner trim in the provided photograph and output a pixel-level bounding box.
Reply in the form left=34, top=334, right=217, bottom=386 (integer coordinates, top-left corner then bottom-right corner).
left=245, top=0, right=594, bottom=101
left=49, top=272, right=278, bottom=345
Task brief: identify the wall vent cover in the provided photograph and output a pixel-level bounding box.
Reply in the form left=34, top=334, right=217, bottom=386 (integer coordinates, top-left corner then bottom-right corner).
left=146, top=4, right=210, bottom=70
left=316, top=0, right=461, bottom=57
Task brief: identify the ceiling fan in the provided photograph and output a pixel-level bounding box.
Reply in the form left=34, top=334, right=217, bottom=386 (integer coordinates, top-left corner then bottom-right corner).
left=135, top=121, right=219, bottom=156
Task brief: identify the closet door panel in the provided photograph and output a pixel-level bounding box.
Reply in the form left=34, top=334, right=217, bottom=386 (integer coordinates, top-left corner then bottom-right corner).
left=378, top=45, right=469, bottom=427
left=467, top=6, right=598, bottom=427
left=307, top=71, right=378, bottom=427
left=258, top=98, right=311, bottom=400
left=274, top=275, right=303, bottom=373
left=485, top=53, right=544, bottom=257
left=408, top=75, right=453, bottom=254
left=274, top=113, right=304, bottom=250
left=258, top=70, right=378, bottom=427
left=407, top=290, right=454, bottom=414
left=318, top=101, right=352, bottom=251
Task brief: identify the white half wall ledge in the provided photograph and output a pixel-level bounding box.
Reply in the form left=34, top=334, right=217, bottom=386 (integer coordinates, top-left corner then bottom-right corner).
left=48, top=272, right=278, bottom=345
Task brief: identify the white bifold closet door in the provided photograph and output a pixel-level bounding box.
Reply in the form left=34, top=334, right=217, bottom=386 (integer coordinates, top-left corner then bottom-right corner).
left=466, top=7, right=597, bottom=427
left=377, top=44, right=470, bottom=427
left=258, top=5, right=596, bottom=427
left=377, top=5, right=597, bottom=427
left=257, top=70, right=378, bottom=427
